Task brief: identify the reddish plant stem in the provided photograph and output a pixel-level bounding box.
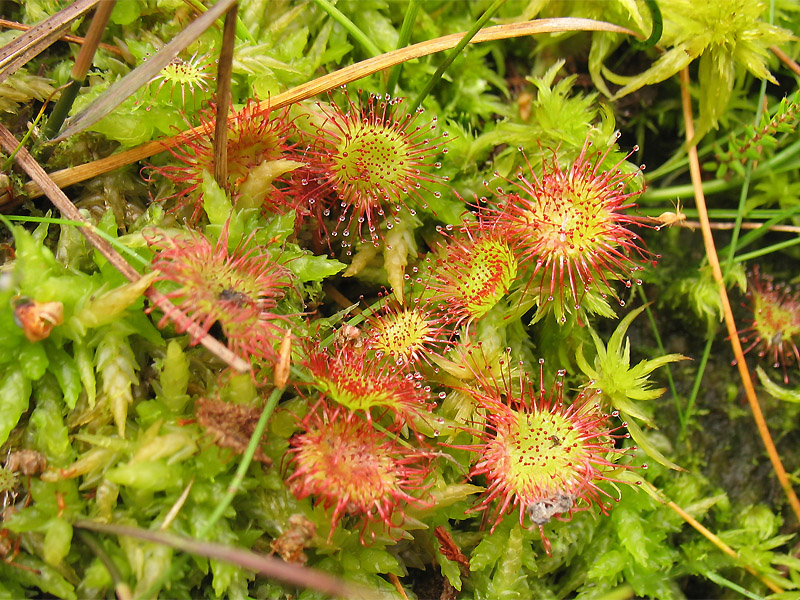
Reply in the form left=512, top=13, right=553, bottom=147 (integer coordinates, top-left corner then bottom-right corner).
left=679, top=67, right=800, bottom=525
left=771, top=45, right=800, bottom=78
left=388, top=573, right=409, bottom=599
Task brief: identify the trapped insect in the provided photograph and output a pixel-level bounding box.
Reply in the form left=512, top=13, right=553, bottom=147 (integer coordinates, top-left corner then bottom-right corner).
left=653, top=198, right=688, bottom=229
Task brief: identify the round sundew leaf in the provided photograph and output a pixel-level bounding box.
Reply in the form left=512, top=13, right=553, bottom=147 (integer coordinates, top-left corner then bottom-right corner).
left=430, top=232, right=518, bottom=327
left=303, top=342, right=434, bottom=425
left=738, top=267, right=800, bottom=382
left=146, top=225, right=296, bottom=370
left=301, top=90, right=449, bottom=244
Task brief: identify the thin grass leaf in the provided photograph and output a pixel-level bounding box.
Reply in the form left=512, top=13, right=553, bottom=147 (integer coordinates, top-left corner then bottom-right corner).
left=719, top=203, right=800, bottom=258
left=734, top=237, right=800, bottom=263
left=311, top=0, right=382, bottom=58
left=624, top=416, right=684, bottom=471
left=756, top=367, right=800, bottom=403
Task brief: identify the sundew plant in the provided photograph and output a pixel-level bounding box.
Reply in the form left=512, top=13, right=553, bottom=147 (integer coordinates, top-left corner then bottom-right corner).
left=0, top=0, right=799, bottom=598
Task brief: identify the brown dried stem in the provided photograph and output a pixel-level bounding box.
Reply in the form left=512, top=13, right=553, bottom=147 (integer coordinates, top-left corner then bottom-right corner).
left=388, top=573, right=410, bottom=600
left=0, top=18, right=123, bottom=56
left=0, top=0, right=101, bottom=85
left=43, top=1, right=117, bottom=140
left=679, top=67, right=800, bottom=525
left=771, top=45, right=800, bottom=78
left=678, top=220, right=800, bottom=233
left=212, top=2, right=237, bottom=188
left=71, top=1, right=116, bottom=80
left=74, top=520, right=370, bottom=599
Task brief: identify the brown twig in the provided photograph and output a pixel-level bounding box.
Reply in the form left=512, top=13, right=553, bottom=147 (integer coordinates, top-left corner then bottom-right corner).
left=679, top=67, right=800, bottom=525
left=771, top=45, right=800, bottom=79
left=1, top=17, right=636, bottom=209
left=0, top=123, right=250, bottom=374
left=74, top=520, right=371, bottom=599
left=680, top=220, right=800, bottom=233
left=43, top=1, right=117, bottom=140
left=72, top=2, right=116, bottom=80
left=213, top=2, right=237, bottom=188
left=0, top=18, right=123, bottom=56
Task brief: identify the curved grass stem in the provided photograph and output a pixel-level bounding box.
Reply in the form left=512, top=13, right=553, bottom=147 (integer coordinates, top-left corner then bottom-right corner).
left=630, top=0, right=662, bottom=49
left=4, top=17, right=636, bottom=209
left=2, top=214, right=150, bottom=268
left=679, top=66, right=800, bottom=525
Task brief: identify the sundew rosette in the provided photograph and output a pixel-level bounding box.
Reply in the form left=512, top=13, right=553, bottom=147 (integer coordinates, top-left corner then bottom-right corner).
left=145, top=50, right=215, bottom=108
left=479, top=133, right=655, bottom=325
left=427, top=220, right=518, bottom=331
left=364, top=289, right=454, bottom=369
left=739, top=266, right=800, bottom=383
left=285, top=402, right=432, bottom=542
left=145, top=225, right=295, bottom=368
left=303, top=340, right=435, bottom=429
left=296, top=89, right=449, bottom=246
left=150, top=98, right=299, bottom=223
left=457, top=360, right=635, bottom=555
